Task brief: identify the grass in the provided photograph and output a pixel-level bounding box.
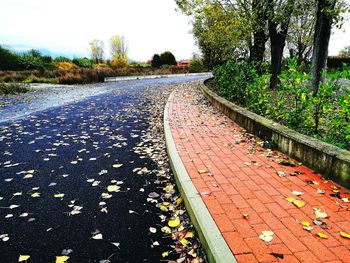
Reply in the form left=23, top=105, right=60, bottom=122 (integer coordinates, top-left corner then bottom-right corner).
left=0, top=82, right=29, bottom=95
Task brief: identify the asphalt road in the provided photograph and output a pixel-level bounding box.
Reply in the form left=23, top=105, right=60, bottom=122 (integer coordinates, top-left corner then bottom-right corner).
left=0, top=75, right=210, bottom=262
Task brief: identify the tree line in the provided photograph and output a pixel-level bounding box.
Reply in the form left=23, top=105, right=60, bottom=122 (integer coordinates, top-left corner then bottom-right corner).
left=175, top=0, right=349, bottom=94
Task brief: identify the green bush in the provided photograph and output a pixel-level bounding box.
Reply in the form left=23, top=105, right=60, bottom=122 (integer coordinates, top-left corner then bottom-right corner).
left=72, top=57, right=94, bottom=68
left=213, top=60, right=257, bottom=105
left=213, top=58, right=350, bottom=150
left=188, top=58, right=205, bottom=73
left=0, top=82, right=29, bottom=95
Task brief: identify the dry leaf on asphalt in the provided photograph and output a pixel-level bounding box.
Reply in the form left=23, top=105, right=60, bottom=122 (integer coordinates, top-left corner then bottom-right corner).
left=56, top=256, right=70, bottom=263
left=18, top=255, right=30, bottom=262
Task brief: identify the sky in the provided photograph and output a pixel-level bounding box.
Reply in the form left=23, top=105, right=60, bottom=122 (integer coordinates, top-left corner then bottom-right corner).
left=0, top=0, right=198, bottom=61
left=0, top=0, right=349, bottom=61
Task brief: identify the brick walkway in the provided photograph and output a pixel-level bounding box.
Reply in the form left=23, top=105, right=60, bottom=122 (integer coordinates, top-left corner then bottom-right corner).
left=168, top=83, right=350, bottom=263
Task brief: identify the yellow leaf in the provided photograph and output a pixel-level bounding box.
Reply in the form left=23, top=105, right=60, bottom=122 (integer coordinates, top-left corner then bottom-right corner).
left=18, top=255, right=30, bottom=262
left=301, top=221, right=310, bottom=227
left=185, top=231, right=194, bottom=238
left=286, top=197, right=305, bottom=208
left=293, top=200, right=305, bottom=208
left=161, top=226, right=171, bottom=234
left=176, top=197, right=183, bottom=206
left=198, top=169, right=207, bottom=174
left=180, top=238, right=188, bottom=247
left=107, top=185, right=120, bottom=192
left=340, top=231, right=350, bottom=239
left=163, top=185, right=173, bottom=192
left=159, top=205, right=168, bottom=211
left=162, top=202, right=171, bottom=206
left=162, top=251, right=169, bottom=258
left=26, top=170, right=35, bottom=174
left=317, top=232, right=328, bottom=239
left=168, top=218, right=180, bottom=228
left=56, top=256, right=70, bottom=263
left=54, top=193, right=65, bottom=198
left=286, top=197, right=296, bottom=203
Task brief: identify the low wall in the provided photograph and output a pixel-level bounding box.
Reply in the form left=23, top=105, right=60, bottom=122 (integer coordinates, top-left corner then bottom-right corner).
left=200, top=80, right=350, bottom=189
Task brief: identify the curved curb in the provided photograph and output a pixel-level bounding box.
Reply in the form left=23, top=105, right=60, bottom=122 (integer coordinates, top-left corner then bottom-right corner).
left=200, top=80, right=350, bottom=188
left=164, top=91, right=237, bottom=263
left=105, top=72, right=212, bottom=82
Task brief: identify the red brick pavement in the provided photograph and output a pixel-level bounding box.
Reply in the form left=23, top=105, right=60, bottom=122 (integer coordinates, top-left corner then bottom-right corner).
left=168, top=83, right=350, bottom=263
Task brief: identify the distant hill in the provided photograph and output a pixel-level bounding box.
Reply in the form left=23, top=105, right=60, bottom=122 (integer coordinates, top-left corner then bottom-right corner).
left=0, top=44, right=87, bottom=59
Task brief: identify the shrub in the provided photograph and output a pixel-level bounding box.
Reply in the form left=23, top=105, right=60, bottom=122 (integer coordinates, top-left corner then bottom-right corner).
left=72, top=57, right=94, bottom=68
left=213, top=60, right=258, bottom=105
left=0, top=82, right=29, bottom=95
left=327, top=56, right=350, bottom=69
left=54, top=62, right=78, bottom=71
left=188, top=58, right=205, bottom=73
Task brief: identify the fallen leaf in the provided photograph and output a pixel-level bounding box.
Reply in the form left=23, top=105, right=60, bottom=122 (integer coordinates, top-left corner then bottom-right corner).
left=168, top=218, right=180, bottom=228
left=270, top=252, right=284, bottom=259
left=301, top=221, right=310, bottom=227
left=317, top=232, right=328, bottom=239
left=161, top=226, right=171, bottom=234
left=18, top=255, right=30, bottom=262
left=341, top=197, right=350, bottom=203
left=162, top=251, right=169, bottom=258
left=339, top=231, right=350, bottom=239
left=277, top=171, right=286, bottom=177
left=286, top=197, right=305, bottom=208
left=197, top=169, right=207, bottom=174
left=292, top=191, right=304, bottom=196
left=149, top=227, right=157, bottom=233
left=56, top=256, right=70, bottom=263
left=54, top=193, right=65, bottom=198
left=259, top=230, right=274, bottom=242
left=316, top=189, right=325, bottom=194
left=107, top=185, right=120, bottom=192
left=92, top=233, right=103, bottom=240
left=180, top=238, right=188, bottom=247
left=314, top=208, right=328, bottom=219
left=31, top=192, right=41, bottom=198
left=112, top=164, right=123, bottom=168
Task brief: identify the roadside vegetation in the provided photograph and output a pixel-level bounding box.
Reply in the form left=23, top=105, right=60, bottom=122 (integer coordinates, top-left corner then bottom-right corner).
left=0, top=34, right=207, bottom=87
left=176, top=0, right=350, bottom=150
left=0, top=82, right=29, bottom=95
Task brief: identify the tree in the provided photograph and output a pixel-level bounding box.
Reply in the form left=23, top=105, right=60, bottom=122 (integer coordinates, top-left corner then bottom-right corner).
left=339, top=45, right=350, bottom=56
left=89, top=39, right=104, bottom=64
left=175, top=0, right=268, bottom=67
left=160, top=51, right=177, bottom=66
left=287, top=0, right=316, bottom=63
left=151, top=54, right=161, bottom=68
left=311, top=0, right=337, bottom=95
left=109, top=35, right=128, bottom=62
left=267, top=0, right=295, bottom=89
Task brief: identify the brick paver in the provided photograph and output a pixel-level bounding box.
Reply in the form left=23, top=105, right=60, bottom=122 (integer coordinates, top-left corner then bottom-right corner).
left=168, top=83, right=350, bottom=262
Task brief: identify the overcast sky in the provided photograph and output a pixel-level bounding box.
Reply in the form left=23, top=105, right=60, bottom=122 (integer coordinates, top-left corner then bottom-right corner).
left=0, top=0, right=348, bottom=61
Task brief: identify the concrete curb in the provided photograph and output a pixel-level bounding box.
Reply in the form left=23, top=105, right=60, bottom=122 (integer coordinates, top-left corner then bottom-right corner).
left=105, top=72, right=212, bottom=82
left=200, top=80, right=350, bottom=189
left=164, top=91, right=237, bottom=263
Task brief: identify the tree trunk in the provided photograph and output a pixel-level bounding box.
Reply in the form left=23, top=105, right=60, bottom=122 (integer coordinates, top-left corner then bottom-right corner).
left=311, top=0, right=336, bottom=96
left=267, top=0, right=295, bottom=89
left=249, top=0, right=268, bottom=66
left=269, top=32, right=285, bottom=89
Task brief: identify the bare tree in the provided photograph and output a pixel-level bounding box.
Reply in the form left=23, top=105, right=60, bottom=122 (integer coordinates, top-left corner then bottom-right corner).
left=89, top=39, right=104, bottom=64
